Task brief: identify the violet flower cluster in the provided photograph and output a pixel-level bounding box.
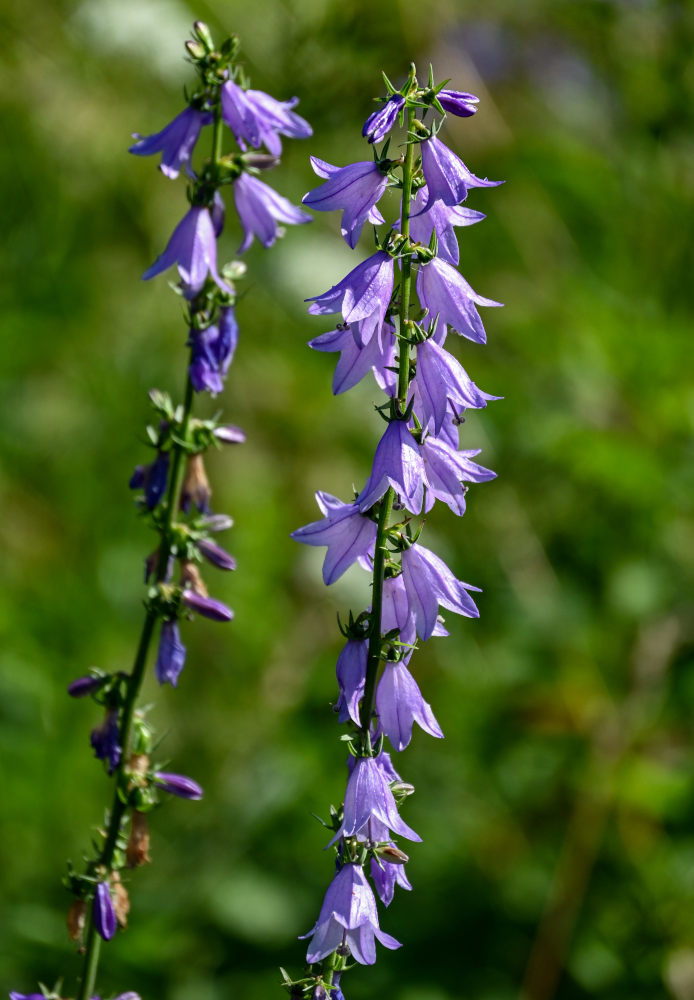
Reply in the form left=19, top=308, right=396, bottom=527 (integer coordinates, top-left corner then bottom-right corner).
left=10, top=23, right=311, bottom=1000
left=285, top=66, right=501, bottom=999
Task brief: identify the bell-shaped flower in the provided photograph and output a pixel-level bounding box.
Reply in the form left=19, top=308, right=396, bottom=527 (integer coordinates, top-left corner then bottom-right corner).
left=93, top=882, right=116, bottom=941
left=363, top=94, right=405, bottom=143
left=291, top=492, right=377, bottom=585
left=420, top=135, right=502, bottom=209
left=129, top=106, right=212, bottom=178
left=303, top=158, right=388, bottom=249
left=417, top=256, right=502, bottom=344
left=381, top=573, right=449, bottom=645
left=330, top=755, right=421, bottom=845
left=421, top=437, right=496, bottom=516
left=155, top=620, right=186, bottom=687
left=309, top=320, right=396, bottom=395
left=413, top=337, right=500, bottom=434
left=370, top=853, right=413, bottom=907
left=189, top=306, right=238, bottom=395
left=233, top=172, right=311, bottom=253
left=90, top=708, right=121, bottom=775
left=376, top=660, right=444, bottom=751
left=300, top=862, right=401, bottom=965
left=221, top=79, right=311, bottom=156
left=310, top=157, right=385, bottom=229
left=401, top=542, right=480, bottom=640
left=129, top=451, right=169, bottom=510
left=437, top=89, right=479, bottom=117
left=142, top=206, right=231, bottom=297
left=409, top=185, right=485, bottom=266
left=306, top=251, right=394, bottom=346
left=153, top=771, right=203, bottom=800
left=358, top=420, right=425, bottom=514
left=335, top=639, right=368, bottom=725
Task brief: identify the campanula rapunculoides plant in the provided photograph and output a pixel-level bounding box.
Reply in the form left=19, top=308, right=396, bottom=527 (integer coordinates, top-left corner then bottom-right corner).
left=282, top=65, right=501, bottom=999
left=9, top=22, right=310, bottom=1000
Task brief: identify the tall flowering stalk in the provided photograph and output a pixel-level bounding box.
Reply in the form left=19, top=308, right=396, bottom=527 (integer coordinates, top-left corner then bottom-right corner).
left=10, top=23, right=310, bottom=1000
left=284, top=67, right=501, bottom=999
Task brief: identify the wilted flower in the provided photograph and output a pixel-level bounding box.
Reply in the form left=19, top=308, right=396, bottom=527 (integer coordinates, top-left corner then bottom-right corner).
left=181, top=453, right=211, bottom=513
left=126, top=810, right=151, bottom=868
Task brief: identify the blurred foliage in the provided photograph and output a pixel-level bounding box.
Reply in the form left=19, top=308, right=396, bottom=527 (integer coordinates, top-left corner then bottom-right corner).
left=1, top=1, right=694, bottom=999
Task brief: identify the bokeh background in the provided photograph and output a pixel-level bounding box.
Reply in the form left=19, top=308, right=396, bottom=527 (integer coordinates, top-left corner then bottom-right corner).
left=2, top=1, right=694, bottom=998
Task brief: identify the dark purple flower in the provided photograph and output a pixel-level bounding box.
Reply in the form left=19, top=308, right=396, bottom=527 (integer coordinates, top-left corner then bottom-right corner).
left=142, top=206, right=231, bottom=297
left=221, top=80, right=311, bottom=156
left=420, top=135, right=502, bottom=209
left=9, top=993, right=44, bottom=999
left=417, top=256, right=502, bottom=344
left=370, top=854, right=412, bottom=907
left=330, top=756, right=421, bottom=845
left=189, top=306, right=238, bottom=395
left=233, top=173, right=311, bottom=253
left=421, top=437, right=496, bottom=516
left=306, top=251, right=394, bottom=346
left=300, top=863, right=401, bottom=965
left=412, top=337, right=499, bottom=435
left=129, top=106, right=212, bottom=178
left=376, top=661, right=443, bottom=751
left=362, top=94, right=405, bottom=143
left=154, top=771, right=203, bottom=800
left=303, top=159, right=388, bottom=249
left=401, top=542, right=480, bottom=639
left=67, top=674, right=104, bottom=698
left=155, top=620, right=187, bottom=686
left=437, top=89, right=479, bottom=117
left=181, top=589, right=234, bottom=622
left=93, top=881, right=116, bottom=941
left=213, top=425, right=246, bottom=445
left=409, top=185, right=485, bottom=266
left=129, top=451, right=170, bottom=510
left=90, top=708, right=121, bottom=775
left=196, top=537, right=237, bottom=571
left=358, top=420, right=424, bottom=514
left=291, top=492, right=377, bottom=585
left=309, top=320, right=396, bottom=395
left=336, top=639, right=368, bottom=725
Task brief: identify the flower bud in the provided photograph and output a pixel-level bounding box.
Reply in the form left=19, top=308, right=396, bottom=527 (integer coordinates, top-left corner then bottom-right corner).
left=66, top=898, right=86, bottom=941
left=375, top=844, right=409, bottom=865
left=181, top=453, right=211, bottom=512
left=67, top=674, right=104, bottom=698
left=390, top=780, right=415, bottom=802
left=192, top=21, right=215, bottom=51
left=185, top=39, right=206, bottom=60
left=93, top=881, right=116, bottom=941
left=126, top=811, right=151, bottom=868
left=241, top=152, right=281, bottom=170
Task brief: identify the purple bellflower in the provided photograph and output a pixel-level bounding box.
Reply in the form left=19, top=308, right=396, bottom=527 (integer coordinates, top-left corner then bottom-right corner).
left=94, top=881, right=116, bottom=941
left=421, top=436, right=496, bottom=516
left=370, top=854, right=413, bottom=907
left=412, top=337, right=500, bottom=435
left=362, top=94, right=405, bottom=143
left=154, top=771, right=203, bottom=799
left=90, top=708, right=121, bottom=775
left=181, top=588, right=234, bottom=622
left=155, top=620, right=187, bottom=686
left=221, top=79, right=311, bottom=155
left=233, top=172, right=312, bottom=252
left=67, top=674, right=104, bottom=698
left=306, top=251, right=394, bottom=347
left=301, top=862, right=401, bottom=965
left=336, top=639, right=368, bottom=725
left=330, top=755, right=421, bottom=845
left=437, top=89, right=479, bottom=117
left=303, top=159, right=388, bottom=249
left=189, top=305, right=238, bottom=395
left=376, top=661, right=444, bottom=751
left=409, top=185, right=485, bottom=266
left=420, top=135, right=502, bottom=209
left=309, top=156, right=385, bottom=227
left=358, top=420, right=425, bottom=514
left=309, top=320, right=396, bottom=395
left=417, top=255, right=502, bottom=344
left=129, top=106, right=212, bottom=178
left=401, top=542, right=480, bottom=640
left=196, top=537, right=237, bottom=570
left=291, top=492, right=378, bottom=585
left=142, top=206, right=232, bottom=297
left=129, top=450, right=170, bottom=511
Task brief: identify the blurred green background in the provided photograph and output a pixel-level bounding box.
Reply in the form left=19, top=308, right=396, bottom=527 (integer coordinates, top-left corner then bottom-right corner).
left=1, top=1, right=694, bottom=998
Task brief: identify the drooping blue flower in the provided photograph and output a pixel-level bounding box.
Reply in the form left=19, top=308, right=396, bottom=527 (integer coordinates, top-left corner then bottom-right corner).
left=129, top=451, right=170, bottom=510
left=291, top=492, right=377, bottom=585
left=309, top=320, right=396, bottom=395
left=358, top=420, right=425, bottom=514
left=310, top=156, right=386, bottom=228
left=67, top=674, right=105, bottom=698
left=303, top=159, right=388, bottom=249
left=306, top=251, right=394, bottom=346
left=437, top=89, right=479, bottom=117
left=330, top=755, right=421, bottom=845
left=196, top=537, right=237, bottom=570
left=412, top=337, right=500, bottom=435
left=370, top=853, right=412, bottom=907
left=181, top=589, right=234, bottom=622
left=233, top=172, right=312, bottom=252
left=93, top=881, right=116, bottom=941
left=417, top=256, right=502, bottom=344
left=129, top=106, right=212, bottom=178
left=153, top=771, right=203, bottom=800
left=409, top=185, right=485, bottom=266
left=142, top=206, right=232, bottom=297
left=90, top=708, right=121, bottom=775
left=189, top=306, right=238, bottom=395
left=335, top=639, right=368, bottom=725
left=375, top=660, right=444, bottom=751
left=420, top=135, right=502, bottom=209
left=300, top=863, right=401, bottom=965
left=400, top=542, right=480, bottom=639
left=155, top=620, right=187, bottom=687
left=362, top=94, right=405, bottom=143
left=421, top=437, right=496, bottom=516
left=221, top=79, right=311, bottom=156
